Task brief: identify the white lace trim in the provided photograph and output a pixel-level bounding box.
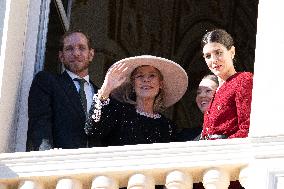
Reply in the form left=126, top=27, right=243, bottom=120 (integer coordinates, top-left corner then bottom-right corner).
left=136, top=109, right=161, bottom=119
left=91, top=93, right=110, bottom=122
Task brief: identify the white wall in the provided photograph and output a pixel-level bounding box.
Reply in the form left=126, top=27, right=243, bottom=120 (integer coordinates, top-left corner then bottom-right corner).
left=0, top=0, right=30, bottom=152
left=250, top=1, right=284, bottom=137
left=0, top=0, right=7, bottom=52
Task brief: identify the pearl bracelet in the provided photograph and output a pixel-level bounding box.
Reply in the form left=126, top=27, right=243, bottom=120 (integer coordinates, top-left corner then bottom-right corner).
left=91, top=93, right=110, bottom=122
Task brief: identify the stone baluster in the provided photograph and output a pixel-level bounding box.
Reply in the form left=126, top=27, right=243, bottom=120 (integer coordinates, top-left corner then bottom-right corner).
left=202, top=168, right=230, bottom=189
left=239, top=166, right=249, bottom=188
left=127, top=174, right=155, bottom=189
left=0, top=183, right=8, bottom=189
left=165, top=170, right=193, bottom=189
left=56, top=178, right=82, bottom=189
left=18, top=180, right=44, bottom=189
left=91, top=176, right=118, bottom=189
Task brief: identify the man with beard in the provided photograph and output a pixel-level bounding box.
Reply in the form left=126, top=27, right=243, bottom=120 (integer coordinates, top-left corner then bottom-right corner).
left=27, top=31, right=100, bottom=151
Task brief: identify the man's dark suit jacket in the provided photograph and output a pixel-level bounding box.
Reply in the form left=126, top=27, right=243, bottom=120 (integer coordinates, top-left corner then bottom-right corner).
left=26, top=71, right=99, bottom=151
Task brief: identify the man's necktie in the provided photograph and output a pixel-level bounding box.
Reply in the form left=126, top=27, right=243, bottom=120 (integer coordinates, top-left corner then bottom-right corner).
left=74, top=78, right=87, bottom=116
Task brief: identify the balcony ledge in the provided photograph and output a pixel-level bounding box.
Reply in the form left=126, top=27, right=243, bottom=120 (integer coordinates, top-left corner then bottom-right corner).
left=1, top=136, right=284, bottom=187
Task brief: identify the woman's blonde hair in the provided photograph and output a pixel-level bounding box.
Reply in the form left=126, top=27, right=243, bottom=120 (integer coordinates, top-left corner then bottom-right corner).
left=111, top=66, right=166, bottom=112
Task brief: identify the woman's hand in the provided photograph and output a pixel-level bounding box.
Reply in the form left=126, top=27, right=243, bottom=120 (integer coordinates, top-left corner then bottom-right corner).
left=98, top=62, right=128, bottom=99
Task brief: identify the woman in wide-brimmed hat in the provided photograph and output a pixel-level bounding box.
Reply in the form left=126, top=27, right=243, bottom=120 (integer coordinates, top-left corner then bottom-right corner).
left=85, top=55, right=188, bottom=146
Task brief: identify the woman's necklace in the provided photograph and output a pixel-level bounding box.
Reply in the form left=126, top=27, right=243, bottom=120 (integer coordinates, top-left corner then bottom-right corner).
left=136, top=109, right=161, bottom=119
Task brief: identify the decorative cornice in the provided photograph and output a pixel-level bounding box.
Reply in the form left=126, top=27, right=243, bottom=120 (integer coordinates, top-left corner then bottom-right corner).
left=0, top=139, right=253, bottom=180
left=1, top=136, right=284, bottom=186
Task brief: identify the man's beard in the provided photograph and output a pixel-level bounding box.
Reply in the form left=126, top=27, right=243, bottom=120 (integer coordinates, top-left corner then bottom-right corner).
left=65, top=62, right=90, bottom=74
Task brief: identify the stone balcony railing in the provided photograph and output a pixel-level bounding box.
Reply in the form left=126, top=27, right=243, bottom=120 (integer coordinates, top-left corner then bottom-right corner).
left=0, top=138, right=263, bottom=189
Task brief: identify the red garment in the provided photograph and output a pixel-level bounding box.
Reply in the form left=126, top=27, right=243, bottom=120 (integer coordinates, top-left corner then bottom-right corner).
left=202, top=72, right=253, bottom=139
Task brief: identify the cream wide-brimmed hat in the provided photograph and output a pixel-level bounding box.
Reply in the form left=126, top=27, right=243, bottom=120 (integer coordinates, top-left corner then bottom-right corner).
left=110, top=55, right=188, bottom=108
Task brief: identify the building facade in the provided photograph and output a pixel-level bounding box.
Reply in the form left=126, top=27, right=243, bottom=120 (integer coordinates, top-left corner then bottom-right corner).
left=0, top=0, right=284, bottom=188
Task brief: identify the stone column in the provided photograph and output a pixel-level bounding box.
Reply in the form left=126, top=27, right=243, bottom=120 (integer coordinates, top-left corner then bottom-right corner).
left=249, top=1, right=284, bottom=137
left=202, top=168, right=230, bottom=189
left=165, top=170, right=193, bottom=189
left=276, top=177, right=284, bottom=189
left=239, top=166, right=249, bottom=188
left=247, top=1, right=284, bottom=188
left=18, top=180, right=44, bottom=189
left=56, top=178, right=82, bottom=189
left=91, top=176, right=118, bottom=189
left=0, top=0, right=31, bottom=153
left=0, top=183, right=8, bottom=189
left=127, top=174, right=155, bottom=189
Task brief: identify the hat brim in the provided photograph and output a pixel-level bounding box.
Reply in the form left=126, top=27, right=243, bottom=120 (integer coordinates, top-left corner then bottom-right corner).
left=110, top=55, right=188, bottom=108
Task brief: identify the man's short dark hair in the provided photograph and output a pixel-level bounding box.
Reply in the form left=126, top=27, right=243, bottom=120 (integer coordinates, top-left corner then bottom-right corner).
left=59, top=29, right=93, bottom=50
